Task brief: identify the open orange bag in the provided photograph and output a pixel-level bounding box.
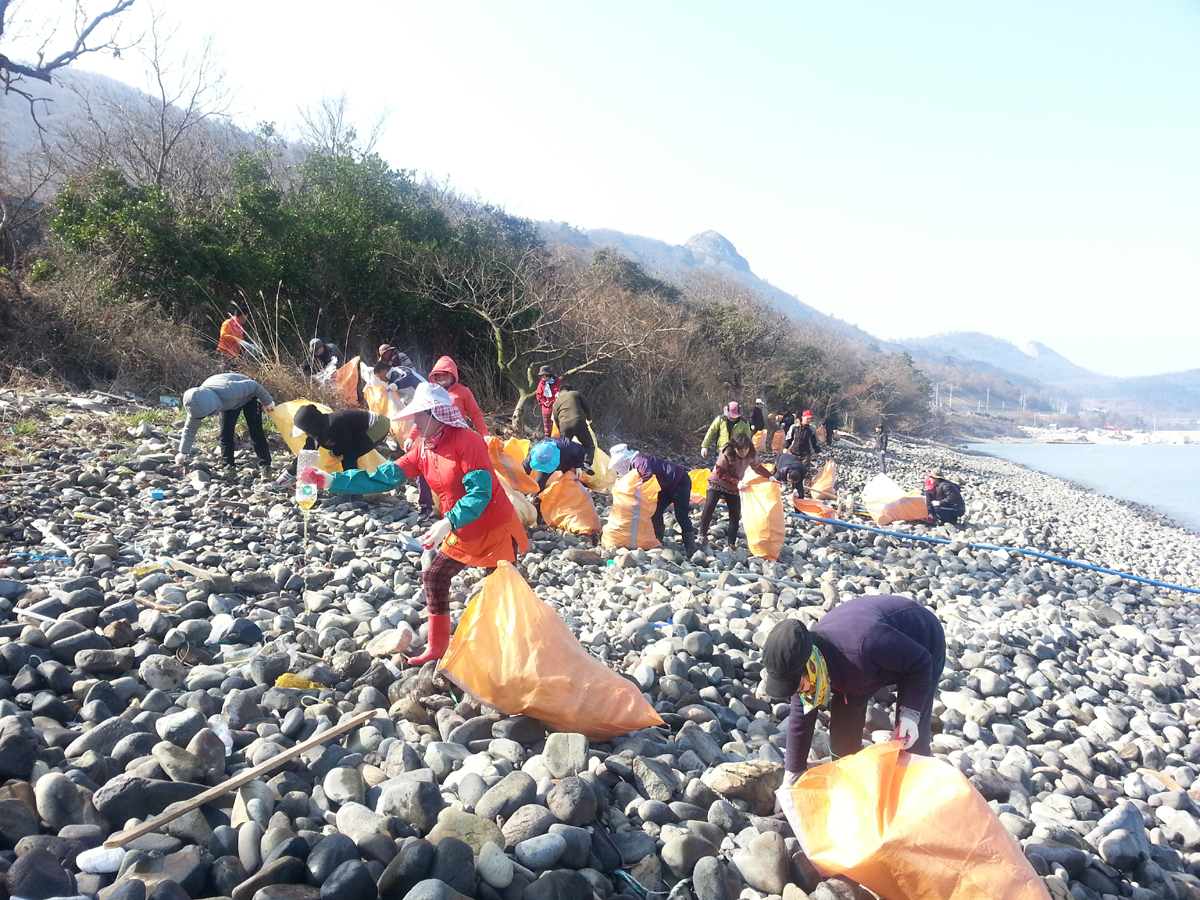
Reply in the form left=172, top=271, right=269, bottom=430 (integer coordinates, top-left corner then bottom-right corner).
left=781, top=742, right=1050, bottom=900
left=810, top=459, right=837, bottom=500
left=794, top=496, right=835, bottom=518
left=771, top=430, right=785, bottom=452
left=740, top=475, right=786, bottom=561
left=541, top=471, right=602, bottom=534
left=504, top=438, right=531, bottom=468
left=487, top=437, right=541, bottom=494
left=331, top=357, right=361, bottom=407
left=862, top=474, right=928, bottom=526
left=753, top=431, right=768, bottom=452
left=440, top=562, right=664, bottom=741
left=601, top=471, right=661, bottom=550
left=689, top=468, right=710, bottom=504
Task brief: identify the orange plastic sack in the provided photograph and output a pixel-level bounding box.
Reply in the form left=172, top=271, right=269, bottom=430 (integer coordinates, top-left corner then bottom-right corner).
left=440, top=562, right=664, bottom=741
left=689, top=468, right=710, bottom=504
left=781, top=742, right=1050, bottom=900
left=362, top=385, right=409, bottom=443
left=810, top=460, right=837, bottom=500
left=794, top=496, right=835, bottom=518
left=601, top=471, right=661, bottom=550
left=504, top=438, right=531, bottom=468
left=772, top=431, right=785, bottom=452
left=487, top=437, right=541, bottom=494
left=331, top=357, right=361, bottom=407
left=268, top=400, right=385, bottom=474
left=740, top=475, right=785, bottom=561
left=753, top=431, right=768, bottom=452
left=502, top=481, right=537, bottom=528
left=862, top=474, right=929, bottom=526
left=540, top=471, right=602, bottom=534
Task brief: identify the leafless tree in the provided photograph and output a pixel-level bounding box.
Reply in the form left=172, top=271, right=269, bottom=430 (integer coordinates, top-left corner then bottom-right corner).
left=297, top=93, right=388, bottom=157
left=0, top=0, right=137, bottom=116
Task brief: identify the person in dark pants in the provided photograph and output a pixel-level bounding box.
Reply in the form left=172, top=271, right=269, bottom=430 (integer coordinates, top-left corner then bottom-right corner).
left=522, top=437, right=589, bottom=492
left=761, top=595, right=946, bottom=788
left=609, top=445, right=696, bottom=555
left=750, top=399, right=766, bottom=435
left=176, top=373, right=275, bottom=479
left=875, top=424, right=889, bottom=474
left=924, top=469, right=965, bottom=524
left=304, top=338, right=342, bottom=374
left=697, top=432, right=771, bottom=549
left=822, top=412, right=839, bottom=447
left=292, top=405, right=392, bottom=471
left=770, top=451, right=808, bottom=498
left=534, top=365, right=561, bottom=438
left=551, top=389, right=594, bottom=465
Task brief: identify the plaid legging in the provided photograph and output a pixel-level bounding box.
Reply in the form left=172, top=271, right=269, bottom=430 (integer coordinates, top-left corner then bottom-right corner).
left=422, top=551, right=468, bottom=615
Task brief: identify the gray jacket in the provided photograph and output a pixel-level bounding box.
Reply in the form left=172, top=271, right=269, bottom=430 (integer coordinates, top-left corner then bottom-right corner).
left=178, top=374, right=274, bottom=454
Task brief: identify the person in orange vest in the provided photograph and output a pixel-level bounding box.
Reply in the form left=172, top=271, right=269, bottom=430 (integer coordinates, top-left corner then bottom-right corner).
left=302, top=383, right=527, bottom=665
left=217, top=306, right=247, bottom=360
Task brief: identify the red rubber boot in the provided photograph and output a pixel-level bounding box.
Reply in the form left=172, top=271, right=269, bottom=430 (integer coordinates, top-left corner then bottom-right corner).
left=406, top=613, right=451, bottom=666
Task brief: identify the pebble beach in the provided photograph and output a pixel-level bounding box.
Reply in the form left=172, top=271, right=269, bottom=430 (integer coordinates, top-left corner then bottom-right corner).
left=2, top=398, right=1200, bottom=900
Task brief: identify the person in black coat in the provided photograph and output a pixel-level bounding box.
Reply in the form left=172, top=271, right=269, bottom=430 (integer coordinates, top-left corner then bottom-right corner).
left=788, top=410, right=821, bottom=462
left=292, top=405, right=392, bottom=471
left=523, top=437, right=589, bottom=492
left=924, top=469, right=965, bottom=524
left=874, top=424, right=889, bottom=474
left=761, top=596, right=946, bottom=785
left=770, top=452, right=808, bottom=496
left=749, top=399, right=766, bottom=435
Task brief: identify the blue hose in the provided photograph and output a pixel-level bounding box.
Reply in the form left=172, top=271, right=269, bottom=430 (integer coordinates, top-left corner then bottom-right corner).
left=787, top=512, right=1200, bottom=596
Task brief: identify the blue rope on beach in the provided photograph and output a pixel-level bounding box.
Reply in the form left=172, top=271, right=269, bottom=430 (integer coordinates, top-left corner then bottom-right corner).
left=787, top=512, right=1200, bottom=596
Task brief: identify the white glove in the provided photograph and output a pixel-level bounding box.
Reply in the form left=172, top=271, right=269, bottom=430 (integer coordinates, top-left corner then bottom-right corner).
left=403, top=438, right=414, bottom=452
left=420, top=518, right=452, bottom=549
left=931, top=500, right=941, bottom=507
left=894, top=713, right=920, bottom=750
left=264, top=402, right=276, bottom=412
left=700, top=447, right=708, bottom=459
left=175, top=452, right=187, bottom=466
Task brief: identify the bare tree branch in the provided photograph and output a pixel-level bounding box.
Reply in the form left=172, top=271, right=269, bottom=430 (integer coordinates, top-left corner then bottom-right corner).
left=1, top=1, right=136, bottom=88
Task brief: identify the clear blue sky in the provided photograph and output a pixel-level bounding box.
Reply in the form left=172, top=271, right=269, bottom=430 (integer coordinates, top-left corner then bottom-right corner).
left=74, top=0, right=1200, bottom=378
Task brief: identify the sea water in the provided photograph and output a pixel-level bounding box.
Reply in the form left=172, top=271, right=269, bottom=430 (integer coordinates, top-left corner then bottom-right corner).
left=966, top=442, right=1200, bottom=533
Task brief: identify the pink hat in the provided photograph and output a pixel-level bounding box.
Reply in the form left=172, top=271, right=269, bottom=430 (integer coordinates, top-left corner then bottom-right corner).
left=726, top=401, right=741, bottom=417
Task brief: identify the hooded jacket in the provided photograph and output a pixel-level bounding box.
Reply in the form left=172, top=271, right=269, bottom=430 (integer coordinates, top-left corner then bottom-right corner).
left=409, top=356, right=488, bottom=437
left=294, top=406, right=385, bottom=459
left=177, top=374, right=274, bottom=454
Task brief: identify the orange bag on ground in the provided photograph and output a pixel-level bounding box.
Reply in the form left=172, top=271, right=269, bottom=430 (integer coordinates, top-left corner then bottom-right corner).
left=781, top=742, right=1050, bottom=900
left=794, top=496, right=835, bottom=518
left=540, top=472, right=602, bottom=534
left=862, top=474, right=928, bottom=526
left=810, top=459, right=837, bottom=499
left=487, top=437, right=541, bottom=494
left=504, top=438, right=531, bottom=468
left=740, top=475, right=785, bottom=561
left=268, top=400, right=385, bottom=474
left=362, top=385, right=409, bottom=443
left=689, top=468, right=710, bottom=504
left=331, top=357, right=361, bottom=407
left=753, top=431, right=767, bottom=452
left=601, top=471, right=661, bottom=550
left=502, top=481, right=537, bottom=528
left=440, top=562, right=664, bottom=741
left=771, top=431, right=785, bottom=452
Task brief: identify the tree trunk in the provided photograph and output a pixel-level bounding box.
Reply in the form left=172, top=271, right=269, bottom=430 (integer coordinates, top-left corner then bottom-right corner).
left=510, top=389, right=535, bottom=433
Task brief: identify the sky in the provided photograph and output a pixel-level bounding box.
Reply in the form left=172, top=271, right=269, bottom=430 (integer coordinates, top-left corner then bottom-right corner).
left=50, top=1, right=1200, bottom=377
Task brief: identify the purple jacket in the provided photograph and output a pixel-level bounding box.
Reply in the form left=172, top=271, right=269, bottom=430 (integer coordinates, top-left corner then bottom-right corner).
left=785, top=595, right=944, bottom=773
left=632, top=453, right=685, bottom=492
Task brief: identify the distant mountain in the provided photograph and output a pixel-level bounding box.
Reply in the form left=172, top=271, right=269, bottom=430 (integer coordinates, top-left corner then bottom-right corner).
left=539, top=222, right=878, bottom=343
left=898, top=332, right=1099, bottom=386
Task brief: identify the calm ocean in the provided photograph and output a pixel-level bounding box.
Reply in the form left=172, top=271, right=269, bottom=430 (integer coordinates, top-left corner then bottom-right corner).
left=965, top=442, right=1200, bottom=533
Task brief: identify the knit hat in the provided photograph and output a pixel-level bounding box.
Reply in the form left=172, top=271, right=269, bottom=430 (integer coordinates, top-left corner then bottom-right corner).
left=726, top=401, right=741, bottom=418
left=529, top=441, right=562, bottom=474
left=762, top=619, right=813, bottom=699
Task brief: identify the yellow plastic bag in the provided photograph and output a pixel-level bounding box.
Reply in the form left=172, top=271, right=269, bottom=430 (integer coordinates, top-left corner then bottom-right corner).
left=689, top=468, right=710, bottom=504
left=810, top=460, right=837, bottom=500
left=331, top=357, right=361, bottom=407
left=502, top=480, right=537, bottom=528
left=601, top=471, right=661, bottom=550
left=861, top=474, right=928, bottom=527
left=268, top=400, right=386, bottom=474
left=540, top=472, right=602, bottom=534
left=487, top=437, right=541, bottom=494
left=740, top=475, right=785, bottom=561
left=782, top=742, right=1050, bottom=900
left=363, top=385, right=410, bottom=443
left=440, top=562, right=664, bottom=741
left=580, top=425, right=615, bottom=492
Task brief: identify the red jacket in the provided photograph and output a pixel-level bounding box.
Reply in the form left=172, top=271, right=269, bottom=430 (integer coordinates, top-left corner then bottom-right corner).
left=408, top=356, right=488, bottom=440
left=535, top=376, right=561, bottom=411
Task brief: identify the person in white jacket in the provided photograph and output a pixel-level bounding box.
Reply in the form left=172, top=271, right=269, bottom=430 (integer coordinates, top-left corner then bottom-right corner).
left=175, top=373, right=276, bottom=477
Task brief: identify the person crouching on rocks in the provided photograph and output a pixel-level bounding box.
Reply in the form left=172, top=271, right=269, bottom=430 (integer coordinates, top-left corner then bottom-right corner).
left=609, top=445, right=697, bottom=556
left=301, top=383, right=529, bottom=665
left=175, top=373, right=275, bottom=480
left=696, top=432, right=771, bottom=550
left=924, top=468, right=965, bottom=525
left=523, top=437, right=589, bottom=528
left=761, top=596, right=946, bottom=789
left=292, top=404, right=392, bottom=472
left=770, top=451, right=808, bottom=501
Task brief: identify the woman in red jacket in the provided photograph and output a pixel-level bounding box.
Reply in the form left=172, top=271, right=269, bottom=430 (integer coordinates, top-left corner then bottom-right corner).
left=306, top=382, right=527, bottom=665
left=534, top=365, right=560, bottom=437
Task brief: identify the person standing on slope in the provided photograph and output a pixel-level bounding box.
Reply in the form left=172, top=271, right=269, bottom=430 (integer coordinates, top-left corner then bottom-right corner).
left=700, top=402, right=752, bottom=460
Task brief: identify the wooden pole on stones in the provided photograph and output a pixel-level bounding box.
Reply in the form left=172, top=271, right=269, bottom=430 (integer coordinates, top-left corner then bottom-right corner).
left=103, top=708, right=377, bottom=848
